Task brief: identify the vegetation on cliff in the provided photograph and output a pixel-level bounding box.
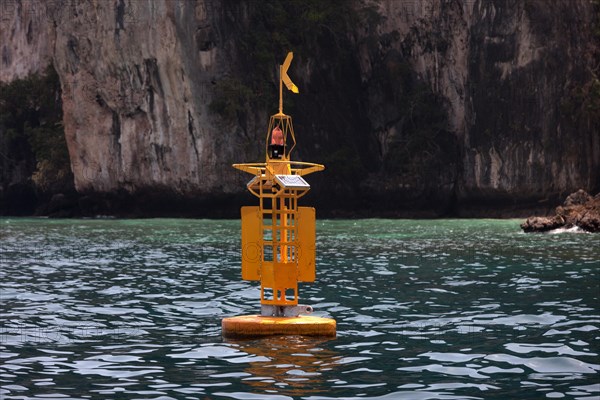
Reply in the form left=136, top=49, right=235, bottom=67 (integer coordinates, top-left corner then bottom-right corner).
left=210, top=0, right=361, bottom=127
left=0, top=65, right=73, bottom=215
left=561, top=0, right=600, bottom=137
left=210, top=0, right=457, bottom=213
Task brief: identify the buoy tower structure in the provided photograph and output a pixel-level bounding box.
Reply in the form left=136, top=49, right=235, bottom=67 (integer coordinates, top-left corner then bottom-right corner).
left=222, top=52, right=336, bottom=338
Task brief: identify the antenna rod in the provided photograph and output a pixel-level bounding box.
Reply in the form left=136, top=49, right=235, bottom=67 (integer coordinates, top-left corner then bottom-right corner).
left=279, top=64, right=283, bottom=114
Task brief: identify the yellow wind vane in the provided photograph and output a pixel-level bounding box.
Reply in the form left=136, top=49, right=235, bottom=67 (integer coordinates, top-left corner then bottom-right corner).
left=279, top=52, right=299, bottom=114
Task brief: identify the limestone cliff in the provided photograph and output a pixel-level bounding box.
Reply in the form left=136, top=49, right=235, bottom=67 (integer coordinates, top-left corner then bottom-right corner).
left=1, top=0, right=598, bottom=216
left=3, top=0, right=242, bottom=197
left=356, top=0, right=599, bottom=214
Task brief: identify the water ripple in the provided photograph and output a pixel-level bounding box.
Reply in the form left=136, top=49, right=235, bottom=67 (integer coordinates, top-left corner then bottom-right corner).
left=1, top=218, right=599, bottom=399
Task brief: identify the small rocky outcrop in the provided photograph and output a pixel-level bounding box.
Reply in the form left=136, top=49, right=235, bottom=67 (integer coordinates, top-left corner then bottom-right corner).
left=521, top=190, right=600, bottom=233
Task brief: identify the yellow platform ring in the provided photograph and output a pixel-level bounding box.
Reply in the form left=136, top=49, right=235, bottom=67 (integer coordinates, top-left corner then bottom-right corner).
left=222, top=315, right=336, bottom=339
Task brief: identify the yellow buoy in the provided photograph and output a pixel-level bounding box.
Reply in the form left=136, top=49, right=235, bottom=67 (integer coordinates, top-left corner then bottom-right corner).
left=222, top=315, right=336, bottom=339
left=223, top=52, right=336, bottom=338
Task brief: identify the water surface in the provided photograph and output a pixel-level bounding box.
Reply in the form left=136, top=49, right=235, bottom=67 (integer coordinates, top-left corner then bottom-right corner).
left=1, top=218, right=599, bottom=399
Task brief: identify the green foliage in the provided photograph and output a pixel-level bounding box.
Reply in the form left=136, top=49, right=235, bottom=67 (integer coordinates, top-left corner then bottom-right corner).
left=359, top=3, right=384, bottom=28
left=0, top=65, right=72, bottom=192
left=209, top=78, right=253, bottom=121
left=560, top=2, right=600, bottom=128
left=210, top=0, right=360, bottom=120
left=589, top=2, right=600, bottom=117
left=384, top=85, right=451, bottom=176
left=368, top=53, right=453, bottom=178
left=593, top=0, right=600, bottom=39
left=589, top=78, right=600, bottom=112
left=322, top=145, right=362, bottom=185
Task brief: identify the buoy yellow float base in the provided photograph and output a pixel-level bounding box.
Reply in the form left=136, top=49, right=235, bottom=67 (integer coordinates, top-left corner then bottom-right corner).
left=222, top=315, right=336, bottom=339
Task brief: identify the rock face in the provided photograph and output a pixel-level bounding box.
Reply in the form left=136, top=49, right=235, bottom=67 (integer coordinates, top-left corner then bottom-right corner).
left=3, top=1, right=240, bottom=195
left=460, top=1, right=600, bottom=213
left=1, top=0, right=599, bottom=216
left=2, top=0, right=246, bottom=206
left=521, top=190, right=600, bottom=232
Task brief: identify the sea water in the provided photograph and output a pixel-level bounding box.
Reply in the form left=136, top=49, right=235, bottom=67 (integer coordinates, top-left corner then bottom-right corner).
left=0, top=218, right=598, bottom=399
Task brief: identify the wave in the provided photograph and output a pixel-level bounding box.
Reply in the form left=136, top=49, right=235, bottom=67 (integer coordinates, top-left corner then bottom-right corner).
left=547, top=226, right=587, bottom=234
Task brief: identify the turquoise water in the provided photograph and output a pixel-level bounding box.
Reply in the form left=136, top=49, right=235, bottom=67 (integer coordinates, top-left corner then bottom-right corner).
left=0, top=218, right=598, bottom=399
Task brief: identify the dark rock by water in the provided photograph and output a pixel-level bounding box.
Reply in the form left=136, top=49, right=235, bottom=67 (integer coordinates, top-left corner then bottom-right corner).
left=521, top=190, right=600, bottom=233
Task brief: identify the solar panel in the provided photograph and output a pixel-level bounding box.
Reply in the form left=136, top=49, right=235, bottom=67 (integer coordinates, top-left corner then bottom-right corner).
left=275, top=175, right=310, bottom=189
